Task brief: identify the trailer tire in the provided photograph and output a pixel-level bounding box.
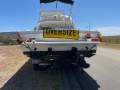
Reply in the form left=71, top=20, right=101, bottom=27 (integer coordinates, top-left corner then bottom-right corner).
left=33, top=64, right=39, bottom=71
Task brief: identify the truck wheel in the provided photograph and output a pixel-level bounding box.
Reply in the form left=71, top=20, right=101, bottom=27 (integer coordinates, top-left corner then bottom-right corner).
left=33, top=64, right=39, bottom=71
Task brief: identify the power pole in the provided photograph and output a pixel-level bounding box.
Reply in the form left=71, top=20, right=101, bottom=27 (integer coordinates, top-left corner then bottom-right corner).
left=88, top=24, right=90, bottom=31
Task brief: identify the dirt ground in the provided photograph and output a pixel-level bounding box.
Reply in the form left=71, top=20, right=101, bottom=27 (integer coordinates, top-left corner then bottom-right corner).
left=0, top=45, right=28, bottom=88
left=0, top=45, right=65, bottom=90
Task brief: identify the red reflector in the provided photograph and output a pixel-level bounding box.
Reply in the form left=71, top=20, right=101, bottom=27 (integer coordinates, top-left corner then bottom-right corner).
left=91, top=38, right=99, bottom=41
left=26, top=38, right=32, bottom=42
left=85, top=32, right=91, bottom=38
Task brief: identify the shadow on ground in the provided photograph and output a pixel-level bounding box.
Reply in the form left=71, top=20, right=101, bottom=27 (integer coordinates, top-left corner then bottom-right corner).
left=1, top=60, right=100, bottom=90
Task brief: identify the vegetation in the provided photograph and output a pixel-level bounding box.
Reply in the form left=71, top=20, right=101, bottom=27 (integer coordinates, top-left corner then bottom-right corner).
left=100, top=36, right=120, bottom=50
left=0, top=32, right=120, bottom=45
left=0, top=36, right=17, bottom=45
left=0, top=32, right=18, bottom=45
left=102, top=36, right=120, bottom=44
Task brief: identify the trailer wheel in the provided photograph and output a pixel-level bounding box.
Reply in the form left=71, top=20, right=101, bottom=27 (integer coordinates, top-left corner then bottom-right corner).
left=78, top=55, right=90, bottom=69
left=33, top=64, right=39, bottom=71
left=79, top=59, right=90, bottom=68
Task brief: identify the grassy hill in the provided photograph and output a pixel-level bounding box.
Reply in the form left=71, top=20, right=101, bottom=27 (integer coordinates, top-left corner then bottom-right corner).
left=102, top=36, right=120, bottom=44
left=0, top=32, right=19, bottom=45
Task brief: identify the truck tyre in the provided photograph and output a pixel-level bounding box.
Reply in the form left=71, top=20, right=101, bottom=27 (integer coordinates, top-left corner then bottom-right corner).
left=33, top=64, right=39, bottom=71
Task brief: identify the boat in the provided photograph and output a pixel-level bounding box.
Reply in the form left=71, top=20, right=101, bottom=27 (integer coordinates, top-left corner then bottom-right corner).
left=17, top=0, right=101, bottom=70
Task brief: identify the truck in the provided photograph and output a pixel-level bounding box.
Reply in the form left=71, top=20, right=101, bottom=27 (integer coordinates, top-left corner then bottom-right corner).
left=17, top=0, right=101, bottom=71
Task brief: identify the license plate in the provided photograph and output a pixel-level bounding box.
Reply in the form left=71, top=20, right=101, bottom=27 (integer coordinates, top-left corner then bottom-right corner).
left=43, top=30, right=79, bottom=39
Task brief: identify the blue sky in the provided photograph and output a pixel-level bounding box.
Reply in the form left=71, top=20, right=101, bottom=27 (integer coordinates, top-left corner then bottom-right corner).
left=0, top=0, right=120, bottom=36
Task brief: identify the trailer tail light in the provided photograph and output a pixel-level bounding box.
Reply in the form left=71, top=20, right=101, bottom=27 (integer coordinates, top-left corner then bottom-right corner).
left=91, top=33, right=102, bottom=42
left=91, top=38, right=99, bottom=42
left=26, top=38, right=32, bottom=42
left=85, top=32, right=91, bottom=38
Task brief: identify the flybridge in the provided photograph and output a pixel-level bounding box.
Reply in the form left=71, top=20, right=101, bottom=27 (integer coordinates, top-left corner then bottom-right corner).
left=40, top=0, right=74, bottom=5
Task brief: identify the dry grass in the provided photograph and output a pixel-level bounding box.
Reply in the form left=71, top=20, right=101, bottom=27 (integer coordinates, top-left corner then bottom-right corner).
left=99, top=43, right=120, bottom=50
left=100, top=36, right=120, bottom=50
left=102, top=36, right=120, bottom=44
left=0, top=45, right=28, bottom=88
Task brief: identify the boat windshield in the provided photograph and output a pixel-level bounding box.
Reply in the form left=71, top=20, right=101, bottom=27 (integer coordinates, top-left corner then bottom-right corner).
left=36, top=10, right=74, bottom=30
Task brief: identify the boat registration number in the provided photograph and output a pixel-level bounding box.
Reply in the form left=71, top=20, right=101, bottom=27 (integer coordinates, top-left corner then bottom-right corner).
left=43, top=30, right=79, bottom=39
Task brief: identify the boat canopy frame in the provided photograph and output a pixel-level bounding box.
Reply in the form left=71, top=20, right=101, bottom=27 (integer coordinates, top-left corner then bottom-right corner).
left=40, top=0, right=74, bottom=5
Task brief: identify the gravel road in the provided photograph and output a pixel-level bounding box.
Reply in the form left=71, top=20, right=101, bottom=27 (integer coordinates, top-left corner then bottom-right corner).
left=0, top=46, right=120, bottom=90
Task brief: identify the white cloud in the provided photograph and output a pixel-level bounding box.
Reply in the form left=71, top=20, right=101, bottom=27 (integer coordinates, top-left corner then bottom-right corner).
left=95, top=26, right=120, bottom=36
left=0, top=27, right=31, bottom=32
